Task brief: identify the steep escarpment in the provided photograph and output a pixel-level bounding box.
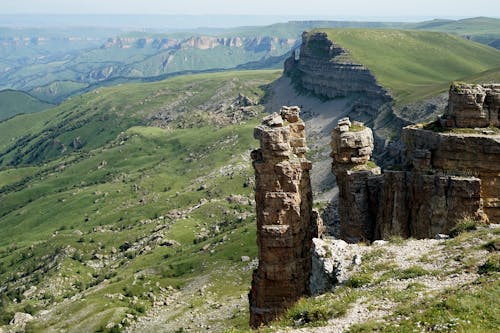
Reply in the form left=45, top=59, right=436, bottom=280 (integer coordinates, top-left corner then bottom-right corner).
left=102, top=35, right=295, bottom=52
left=284, top=32, right=388, bottom=100
left=284, top=31, right=407, bottom=164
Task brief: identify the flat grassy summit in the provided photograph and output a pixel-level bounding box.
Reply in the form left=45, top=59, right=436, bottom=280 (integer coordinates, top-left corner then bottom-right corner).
left=315, top=29, right=500, bottom=104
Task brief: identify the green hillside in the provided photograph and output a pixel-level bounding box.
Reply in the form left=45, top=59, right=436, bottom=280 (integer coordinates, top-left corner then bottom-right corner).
left=0, top=90, right=53, bottom=121
left=0, top=69, right=281, bottom=331
left=409, top=17, right=500, bottom=47
left=0, top=70, right=280, bottom=166
left=318, top=29, right=500, bottom=104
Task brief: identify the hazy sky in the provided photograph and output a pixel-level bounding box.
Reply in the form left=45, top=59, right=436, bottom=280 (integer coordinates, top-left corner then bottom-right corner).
left=2, top=0, right=499, bottom=18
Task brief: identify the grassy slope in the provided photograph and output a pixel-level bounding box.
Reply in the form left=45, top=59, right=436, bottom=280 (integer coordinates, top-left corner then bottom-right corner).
left=409, top=17, right=500, bottom=45
left=0, top=90, right=53, bottom=120
left=0, top=70, right=280, bottom=166
left=318, top=29, right=500, bottom=104
left=0, top=69, right=281, bottom=331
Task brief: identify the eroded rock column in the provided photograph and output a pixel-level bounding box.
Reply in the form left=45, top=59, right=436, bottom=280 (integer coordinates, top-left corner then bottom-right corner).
left=249, top=106, right=315, bottom=328
left=331, top=118, right=381, bottom=243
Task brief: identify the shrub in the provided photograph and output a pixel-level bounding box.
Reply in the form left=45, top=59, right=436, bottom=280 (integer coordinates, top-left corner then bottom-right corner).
left=478, top=256, right=500, bottom=275
left=346, top=272, right=373, bottom=288
left=450, top=217, right=479, bottom=237
left=0, top=310, right=14, bottom=325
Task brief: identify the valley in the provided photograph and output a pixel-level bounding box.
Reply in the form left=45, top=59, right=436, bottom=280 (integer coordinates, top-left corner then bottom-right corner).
left=0, top=12, right=499, bottom=333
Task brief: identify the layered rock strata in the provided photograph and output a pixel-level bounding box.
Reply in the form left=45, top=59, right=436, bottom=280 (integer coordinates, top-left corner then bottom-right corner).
left=442, top=83, right=500, bottom=128
left=331, top=117, right=381, bottom=242
left=284, top=32, right=389, bottom=99
left=403, top=126, right=500, bottom=222
left=332, top=117, right=488, bottom=242
left=249, top=106, right=317, bottom=328
left=284, top=31, right=407, bottom=166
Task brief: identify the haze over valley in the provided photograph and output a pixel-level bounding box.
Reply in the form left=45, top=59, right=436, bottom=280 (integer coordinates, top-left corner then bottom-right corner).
left=0, top=1, right=499, bottom=332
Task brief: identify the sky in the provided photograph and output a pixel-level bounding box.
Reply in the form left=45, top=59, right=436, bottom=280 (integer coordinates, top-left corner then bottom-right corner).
left=2, top=0, right=499, bottom=19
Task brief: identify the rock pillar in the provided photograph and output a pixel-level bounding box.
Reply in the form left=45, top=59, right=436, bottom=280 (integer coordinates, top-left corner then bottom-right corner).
left=331, top=117, right=381, bottom=243
left=249, top=106, right=315, bottom=328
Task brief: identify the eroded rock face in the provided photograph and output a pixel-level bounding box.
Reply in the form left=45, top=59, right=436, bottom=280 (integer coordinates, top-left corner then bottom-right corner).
left=443, top=83, right=500, bottom=128
left=331, top=118, right=381, bottom=242
left=331, top=117, right=489, bottom=242
left=403, top=126, right=499, bottom=221
left=368, top=171, right=484, bottom=238
left=285, top=32, right=389, bottom=100
left=249, top=106, right=317, bottom=328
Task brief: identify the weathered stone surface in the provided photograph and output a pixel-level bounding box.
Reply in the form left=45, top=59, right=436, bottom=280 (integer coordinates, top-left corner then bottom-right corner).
left=331, top=115, right=492, bottom=243
left=443, top=83, right=500, bottom=128
left=331, top=121, right=375, bottom=166
left=369, top=171, right=484, bottom=239
left=284, top=32, right=390, bottom=100
left=249, top=106, right=317, bottom=328
left=9, top=312, right=34, bottom=331
left=403, top=126, right=500, bottom=221
left=331, top=118, right=381, bottom=242
left=310, top=238, right=353, bottom=295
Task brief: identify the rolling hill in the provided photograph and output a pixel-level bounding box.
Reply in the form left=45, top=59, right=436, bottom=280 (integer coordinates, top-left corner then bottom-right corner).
left=0, top=69, right=281, bottom=331
left=2, top=17, right=500, bottom=104
left=408, top=16, right=500, bottom=47
left=0, top=90, right=53, bottom=121
left=1, top=22, right=500, bottom=332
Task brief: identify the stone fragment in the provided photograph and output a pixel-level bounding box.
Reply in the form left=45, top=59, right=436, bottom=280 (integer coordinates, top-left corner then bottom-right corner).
left=262, top=112, right=283, bottom=127
left=443, top=83, right=500, bottom=128
left=280, top=106, right=301, bottom=123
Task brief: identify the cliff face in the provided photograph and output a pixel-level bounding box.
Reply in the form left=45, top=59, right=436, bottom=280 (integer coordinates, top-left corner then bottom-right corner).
left=331, top=117, right=491, bottom=243
left=403, top=126, right=500, bottom=221
left=249, top=107, right=318, bottom=328
left=102, top=36, right=296, bottom=52
left=284, top=31, right=407, bottom=167
left=285, top=32, right=389, bottom=100
left=442, top=83, right=500, bottom=128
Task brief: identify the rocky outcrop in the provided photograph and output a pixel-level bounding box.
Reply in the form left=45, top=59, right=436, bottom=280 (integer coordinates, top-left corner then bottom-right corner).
left=310, top=238, right=357, bottom=295
left=102, top=35, right=296, bottom=52
left=331, top=118, right=381, bottom=242
left=331, top=117, right=490, bottom=242
left=285, top=32, right=389, bottom=100
left=284, top=31, right=408, bottom=166
left=403, top=126, right=500, bottom=221
left=368, top=171, right=484, bottom=239
left=249, top=106, right=317, bottom=328
left=442, top=83, right=500, bottom=128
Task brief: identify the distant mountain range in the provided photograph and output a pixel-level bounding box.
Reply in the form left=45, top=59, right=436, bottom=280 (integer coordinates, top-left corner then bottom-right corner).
left=0, top=17, right=499, bottom=105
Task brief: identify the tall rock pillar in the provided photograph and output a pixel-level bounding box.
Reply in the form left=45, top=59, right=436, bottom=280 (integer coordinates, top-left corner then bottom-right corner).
left=249, top=106, right=315, bottom=328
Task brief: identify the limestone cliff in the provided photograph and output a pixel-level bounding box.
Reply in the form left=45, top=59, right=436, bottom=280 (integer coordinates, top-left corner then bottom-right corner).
left=249, top=107, right=318, bottom=328
left=284, top=32, right=389, bottom=100
left=284, top=31, right=407, bottom=166
left=102, top=35, right=296, bottom=52
left=330, top=117, right=381, bottom=242
left=331, top=116, right=494, bottom=242
left=442, top=82, right=500, bottom=128
left=403, top=126, right=500, bottom=222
